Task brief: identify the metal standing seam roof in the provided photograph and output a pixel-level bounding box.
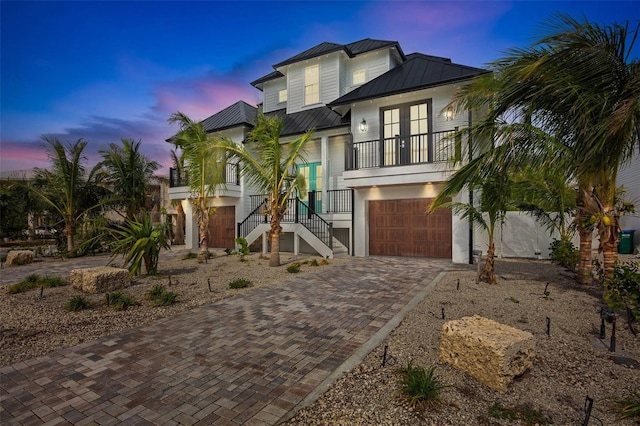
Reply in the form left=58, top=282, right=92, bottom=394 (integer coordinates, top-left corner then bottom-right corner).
left=251, top=38, right=405, bottom=88
left=200, top=100, right=258, bottom=133
left=328, top=53, right=489, bottom=106
left=265, top=107, right=350, bottom=137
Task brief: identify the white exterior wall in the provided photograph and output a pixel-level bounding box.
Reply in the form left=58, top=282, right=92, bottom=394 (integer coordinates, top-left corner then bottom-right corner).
left=328, top=135, right=347, bottom=190
left=343, top=50, right=392, bottom=93
left=618, top=152, right=640, bottom=252
left=262, top=78, right=287, bottom=113
left=473, top=212, right=561, bottom=259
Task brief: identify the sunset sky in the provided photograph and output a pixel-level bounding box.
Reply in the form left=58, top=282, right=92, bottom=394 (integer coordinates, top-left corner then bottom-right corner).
left=1, top=1, right=638, bottom=174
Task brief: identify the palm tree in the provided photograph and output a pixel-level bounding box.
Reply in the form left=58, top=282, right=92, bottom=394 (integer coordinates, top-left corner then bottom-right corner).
left=430, top=161, right=513, bottom=284
left=449, top=15, right=640, bottom=282
left=110, top=213, right=170, bottom=276
left=214, top=113, right=313, bottom=267
left=96, top=139, right=159, bottom=220
left=30, top=136, right=108, bottom=252
left=168, top=112, right=227, bottom=261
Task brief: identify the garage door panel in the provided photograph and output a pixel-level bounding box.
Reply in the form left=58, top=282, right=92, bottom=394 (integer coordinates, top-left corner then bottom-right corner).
left=208, top=206, right=235, bottom=249
left=369, top=199, right=451, bottom=258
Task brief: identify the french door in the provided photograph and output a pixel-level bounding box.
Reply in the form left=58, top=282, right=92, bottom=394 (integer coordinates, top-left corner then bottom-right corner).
left=380, top=100, right=431, bottom=166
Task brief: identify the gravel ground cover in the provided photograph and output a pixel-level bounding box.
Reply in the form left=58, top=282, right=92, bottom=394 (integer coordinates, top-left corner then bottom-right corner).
left=0, top=250, right=344, bottom=367
left=1, top=252, right=639, bottom=425
left=284, top=258, right=640, bottom=426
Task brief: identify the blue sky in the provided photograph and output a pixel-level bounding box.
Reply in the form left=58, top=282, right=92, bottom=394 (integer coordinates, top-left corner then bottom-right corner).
left=1, top=1, right=638, bottom=173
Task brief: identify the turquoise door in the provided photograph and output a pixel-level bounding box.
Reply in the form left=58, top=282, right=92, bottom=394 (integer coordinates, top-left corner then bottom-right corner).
left=299, top=162, right=322, bottom=213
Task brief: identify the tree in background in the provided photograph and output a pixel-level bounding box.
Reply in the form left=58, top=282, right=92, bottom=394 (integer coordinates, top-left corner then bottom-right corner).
left=168, top=112, right=227, bottom=262
left=96, top=139, right=159, bottom=220
left=30, top=136, right=109, bottom=252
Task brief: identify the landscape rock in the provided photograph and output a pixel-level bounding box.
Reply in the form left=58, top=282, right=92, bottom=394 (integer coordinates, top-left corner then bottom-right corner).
left=439, top=314, right=535, bottom=392
left=5, top=250, right=35, bottom=266
left=70, top=266, right=130, bottom=293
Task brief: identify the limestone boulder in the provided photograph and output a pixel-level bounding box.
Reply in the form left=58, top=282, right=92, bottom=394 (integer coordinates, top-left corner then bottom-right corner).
left=440, top=315, right=535, bottom=393
left=5, top=250, right=35, bottom=266
left=70, top=266, right=130, bottom=294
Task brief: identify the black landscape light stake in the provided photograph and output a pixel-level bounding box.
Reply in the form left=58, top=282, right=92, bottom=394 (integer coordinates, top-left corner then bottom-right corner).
left=39, top=286, right=44, bottom=298
left=546, top=317, right=551, bottom=336
left=208, top=278, right=212, bottom=293
left=456, top=279, right=460, bottom=291
left=582, top=396, right=593, bottom=426
left=105, top=292, right=110, bottom=306
left=168, top=275, right=172, bottom=286
left=382, top=345, right=389, bottom=367
left=600, top=316, right=606, bottom=340
left=610, top=315, right=616, bottom=352
left=543, top=282, right=550, bottom=298
left=441, top=307, right=446, bottom=320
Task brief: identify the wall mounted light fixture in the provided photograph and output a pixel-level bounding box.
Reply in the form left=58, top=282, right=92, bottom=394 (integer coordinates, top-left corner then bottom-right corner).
left=444, top=107, right=455, bottom=121
left=359, top=118, right=367, bottom=132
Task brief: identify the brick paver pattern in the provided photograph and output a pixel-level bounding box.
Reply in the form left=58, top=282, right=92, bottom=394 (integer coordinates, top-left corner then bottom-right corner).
left=1, top=257, right=448, bottom=425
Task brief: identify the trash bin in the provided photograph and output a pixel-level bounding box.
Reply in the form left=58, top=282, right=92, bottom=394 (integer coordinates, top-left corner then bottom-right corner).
left=618, top=230, right=635, bottom=254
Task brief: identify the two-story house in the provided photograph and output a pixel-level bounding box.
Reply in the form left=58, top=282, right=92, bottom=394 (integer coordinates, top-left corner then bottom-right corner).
left=168, top=38, right=489, bottom=263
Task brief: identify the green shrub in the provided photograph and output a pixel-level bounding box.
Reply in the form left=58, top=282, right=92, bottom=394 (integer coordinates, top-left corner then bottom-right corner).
left=182, top=252, right=198, bottom=260
left=66, top=295, right=91, bottom=312
left=105, top=291, right=138, bottom=310
left=395, top=362, right=447, bottom=410
left=153, top=291, right=179, bottom=306
left=549, top=237, right=579, bottom=270
left=286, top=263, right=301, bottom=273
left=229, top=278, right=253, bottom=289
left=146, top=284, right=165, bottom=300
left=604, top=261, right=640, bottom=322
left=8, top=274, right=67, bottom=294
left=610, top=387, right=640, bottom=420
left=235, top=237, right=250, bottom=256
left=488, top=402, right=552, bottom=425
left=308, top=259, right=319, bottom=267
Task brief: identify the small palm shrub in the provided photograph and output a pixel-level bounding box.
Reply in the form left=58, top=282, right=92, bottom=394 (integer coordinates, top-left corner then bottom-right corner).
left=395, top=362, right=447, bottom=410
left=229, top=278, right=252, bottom=289
left=182, top=252, right=198, bottom=260
left=549, top=237, right=579, bottom=270
left=66, top=295, right=91, bottom=312
left=146, top=285, right=165, bottom=300
left=105, top=291, right=138, bottom=310
left=610, top=387, right=640, bottom=420
left=308, top=259, right=319, bottom=267
left=8, top=274, right=67, bottom=294
left=235, top=237, right=250, bottom=256
left=286, top=263, right=301, bottom=273
left=153, top=291, right=179, bottom=306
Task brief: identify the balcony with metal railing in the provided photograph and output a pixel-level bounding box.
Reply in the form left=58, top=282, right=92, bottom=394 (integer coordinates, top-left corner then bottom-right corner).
left=169, top=162, right=240, bottom=188
left=345, top=128, right=461, bottom=170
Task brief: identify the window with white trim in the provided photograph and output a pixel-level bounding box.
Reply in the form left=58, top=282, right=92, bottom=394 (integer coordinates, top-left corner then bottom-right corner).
left=352, top=69, right=366, bottom=85
left=304, top=64, right=319, bottom=105
left=278, top=89, right=287, bottom=103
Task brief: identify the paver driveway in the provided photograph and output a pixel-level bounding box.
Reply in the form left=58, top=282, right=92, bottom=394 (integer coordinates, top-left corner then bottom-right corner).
left=1, top=256, right=449, bottom=425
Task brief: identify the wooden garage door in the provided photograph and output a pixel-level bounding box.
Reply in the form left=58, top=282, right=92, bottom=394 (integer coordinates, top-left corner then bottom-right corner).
left=208, top=206, right=235, bottom=249
left=369, top=199, right=451, bottom=258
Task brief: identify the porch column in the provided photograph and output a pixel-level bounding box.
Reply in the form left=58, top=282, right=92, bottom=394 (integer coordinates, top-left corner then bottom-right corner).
left=321, top=135, right=329, bottom=213
left=183, top=201, right=198, bottom=250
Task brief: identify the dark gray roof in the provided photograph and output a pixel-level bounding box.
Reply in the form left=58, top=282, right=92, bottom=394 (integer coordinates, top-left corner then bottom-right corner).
left=329, top=53, right=489, bottom=106
left=253, top=38, right=405, bottom=88
left=250, top=70, right=284, bottom=88
left=265, top=107, right=349, bottom=137
left=201, top=101, right=258, bottom=133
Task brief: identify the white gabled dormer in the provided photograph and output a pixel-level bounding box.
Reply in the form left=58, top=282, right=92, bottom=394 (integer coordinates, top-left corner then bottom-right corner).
left=252, top=39, right=406, bottom=115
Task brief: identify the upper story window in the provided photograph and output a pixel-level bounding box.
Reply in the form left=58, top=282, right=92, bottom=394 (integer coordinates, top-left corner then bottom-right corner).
left=278, top=89, right=287, bottom=103
left=304, top=64, right=319, bottom=105
left=352, top=69, right=366, bottom=85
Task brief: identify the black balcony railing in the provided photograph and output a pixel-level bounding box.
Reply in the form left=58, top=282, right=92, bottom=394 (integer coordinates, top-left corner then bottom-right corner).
left=169, top=163, right=240, bottom=188
left=250, top=189, right=352, bottom=215
left=345, top=128, right=462, bottom=170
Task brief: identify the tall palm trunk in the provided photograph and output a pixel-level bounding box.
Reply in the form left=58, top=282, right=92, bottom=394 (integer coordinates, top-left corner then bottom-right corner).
left=480, top=240, right=497, bottom=284
left=269, top=199, right=284, bottom=267
left=65, top=222, right=75, bottom=252
left=577, top=222, right=593, bottom=285
left=599, top=216, right=620, bottom=279
left=197, top=200, right=210, bottom=262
